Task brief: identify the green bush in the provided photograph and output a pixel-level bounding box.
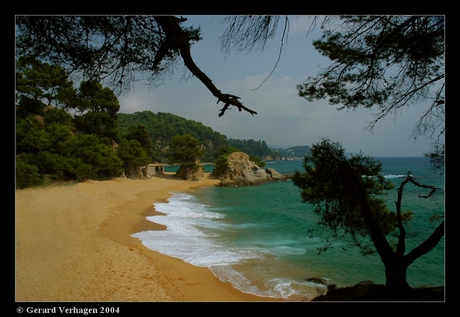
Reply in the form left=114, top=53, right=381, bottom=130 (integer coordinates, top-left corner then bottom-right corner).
left=16, top=159, right=43, bottom=189
left=212, top=154, right=229, bottom=178
left=117, top=139, right=150, bottom=177
left=249, top=156, right=266, bottom=168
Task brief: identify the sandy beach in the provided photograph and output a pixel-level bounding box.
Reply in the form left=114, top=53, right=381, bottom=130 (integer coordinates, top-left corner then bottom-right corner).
left=15, top=173, right=281, bottom=302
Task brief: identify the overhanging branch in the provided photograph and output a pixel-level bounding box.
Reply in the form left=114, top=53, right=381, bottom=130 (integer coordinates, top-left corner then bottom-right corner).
left=155, top=16, right=258, bottom=117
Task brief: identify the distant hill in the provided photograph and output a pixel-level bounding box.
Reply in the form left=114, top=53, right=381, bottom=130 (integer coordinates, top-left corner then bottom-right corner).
left=118, top=110, right=310, bottom=162
left=271, top=145, right=311, bottom=159
left=227, top=139, right=279, bottom=160
left=117, top=111, right=280, bottom=162
left=118, top=111, right=228, bottom=162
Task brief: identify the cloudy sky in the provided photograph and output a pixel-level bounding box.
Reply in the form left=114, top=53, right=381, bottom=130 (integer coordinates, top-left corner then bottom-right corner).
left=118, top=15, right=438, bottom=157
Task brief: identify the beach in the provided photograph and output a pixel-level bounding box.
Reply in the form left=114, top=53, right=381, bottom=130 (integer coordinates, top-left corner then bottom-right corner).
left=15, top=173, right=280, bottom=302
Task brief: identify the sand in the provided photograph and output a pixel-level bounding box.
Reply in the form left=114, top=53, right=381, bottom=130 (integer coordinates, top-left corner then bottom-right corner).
left=15, top=173, right=281, bottom=302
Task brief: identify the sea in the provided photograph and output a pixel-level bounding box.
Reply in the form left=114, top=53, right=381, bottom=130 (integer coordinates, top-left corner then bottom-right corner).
left=132, top=157, right=445, bottom=300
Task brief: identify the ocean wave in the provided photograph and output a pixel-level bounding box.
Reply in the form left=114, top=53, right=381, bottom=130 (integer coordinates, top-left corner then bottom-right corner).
left=384, top=174, right=407, bottom=179
left=383, top=174, right=418, bottom=179
left=132, top=192, right=264, bottom=268
left=132, top=168, right=444, bottom=299
left=268, top=246, right=306, bottom=256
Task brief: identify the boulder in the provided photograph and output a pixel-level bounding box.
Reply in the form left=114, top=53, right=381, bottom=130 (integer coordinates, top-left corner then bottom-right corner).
left=265, top=168, right=284, bottom=180
left=218, top=152, right=285, bottom=186
left=175, top=163, right=205, bottom=181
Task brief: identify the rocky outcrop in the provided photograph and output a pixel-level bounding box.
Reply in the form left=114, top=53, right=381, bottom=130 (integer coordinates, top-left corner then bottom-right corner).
left=265, top=168, right=284, bottom=180
left=217, top=152, right=286, bottom=186
left=175, top=163, right=205, bottom=181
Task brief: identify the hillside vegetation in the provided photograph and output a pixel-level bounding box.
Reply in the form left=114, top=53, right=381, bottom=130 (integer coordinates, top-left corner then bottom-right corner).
left=118, top=111, right=282, bottom=162
left=15, top=57, right=307, bottom=189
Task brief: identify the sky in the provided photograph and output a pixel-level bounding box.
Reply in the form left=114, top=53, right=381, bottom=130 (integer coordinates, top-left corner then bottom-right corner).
left=118, top=15, right=439, bottom=157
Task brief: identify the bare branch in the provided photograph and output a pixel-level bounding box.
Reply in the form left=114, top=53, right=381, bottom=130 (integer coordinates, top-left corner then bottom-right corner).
left=155, top=16, right=258, bottom=117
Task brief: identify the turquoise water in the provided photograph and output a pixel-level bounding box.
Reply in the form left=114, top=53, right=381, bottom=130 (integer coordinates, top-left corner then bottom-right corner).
left=132, top=157, right=445, bottom=300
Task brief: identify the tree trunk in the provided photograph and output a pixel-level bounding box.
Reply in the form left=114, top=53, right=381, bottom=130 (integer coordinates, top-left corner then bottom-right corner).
left=383, top=255, right=411, bottom=298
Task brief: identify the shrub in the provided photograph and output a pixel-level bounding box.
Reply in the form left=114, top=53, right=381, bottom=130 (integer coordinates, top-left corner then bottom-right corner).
left=16, top=159, right=43, bottom=189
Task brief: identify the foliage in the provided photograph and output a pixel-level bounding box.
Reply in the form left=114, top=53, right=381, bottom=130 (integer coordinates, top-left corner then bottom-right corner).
left=73, top=81, right=120, bottom=141
left=117, top=139, right=150, bottom=177
left=16, top=16, right=258, bottom=116
left=296, top=16, right=444, bottom=167
left=14, top=57, right=274, bottom=189
left=212, top=145, right=240, bottom=177
left=293, top=138, right=396, bottom=251
left=118, top=111, right=281, bottom=163
left=179, top=161, right=203, bottom=170
left=16, top=159, right=43, bottom=189
left=227, top=138, right=276, bottom=159
left=219, top=15, right=444, bottom=167
left=16, top=56, right=76, bottom=115
left=219, top=16, right=282, bottom=54
left=122, top=124, right=154, bottom=159
left=17, top=126, right=124, bottom=183
left=249, top=156, right=266, bottom=168
left=72, top=134, right=124, bottom=180
left=118, top=111, right=228, bottom=162
left=43, top=105, right=75, bottom=127
left=15, top=16, right=201, bottom=95
left=16, top=59, right=125, bottom=187
left=168, top=134, right=204, bottom=164
left=214, top=145, right=241, bottom=158
left=292, top=138, right=443, bottom=290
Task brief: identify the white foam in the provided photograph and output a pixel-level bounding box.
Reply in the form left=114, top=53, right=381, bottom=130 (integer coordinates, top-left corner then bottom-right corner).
left=269, top=246, right=306, bottom=256
left=131, top=192, right=263, bottom=268
left=384, top=174, right=407, bottom=179
left=131, top=191, right=315, bottom=299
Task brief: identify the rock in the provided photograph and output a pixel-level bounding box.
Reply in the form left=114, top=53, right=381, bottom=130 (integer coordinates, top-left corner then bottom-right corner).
left=352, top=280, right=375, bottom=297
left=175, top=163, right=205, bottom=181
left=217, top=152, right=286, bottom=186
left=312, top=280, right=377, bottom=301
left=265, top=168, right=283, bottom=180
left=312, top=282, right=445, bottom=301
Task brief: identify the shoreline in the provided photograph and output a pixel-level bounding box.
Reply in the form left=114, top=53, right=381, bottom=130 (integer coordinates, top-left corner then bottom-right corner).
left=15, top=173, right=282, bottom=302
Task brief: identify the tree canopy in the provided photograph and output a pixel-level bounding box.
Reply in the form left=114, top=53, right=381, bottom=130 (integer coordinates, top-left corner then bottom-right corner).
left=15, top=16, right=257, bottom=117
left=15, top=57, right=268, bottom=188
left=168, top=134, right=203, bottom=164
left=16, top=59, right=126, bottom=187
left=297, top=16, right=445, bottom=167
left=292, top=138, right=444, bottom=293
left=16, top=56, right=76, bottom=120
left=117, top=111, right=229, bottom=162
left=16, top=15, right=445, bottom=163
left=220, top=15, right=445, bottom=166
left=15, top=15, right=445, bottom=296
